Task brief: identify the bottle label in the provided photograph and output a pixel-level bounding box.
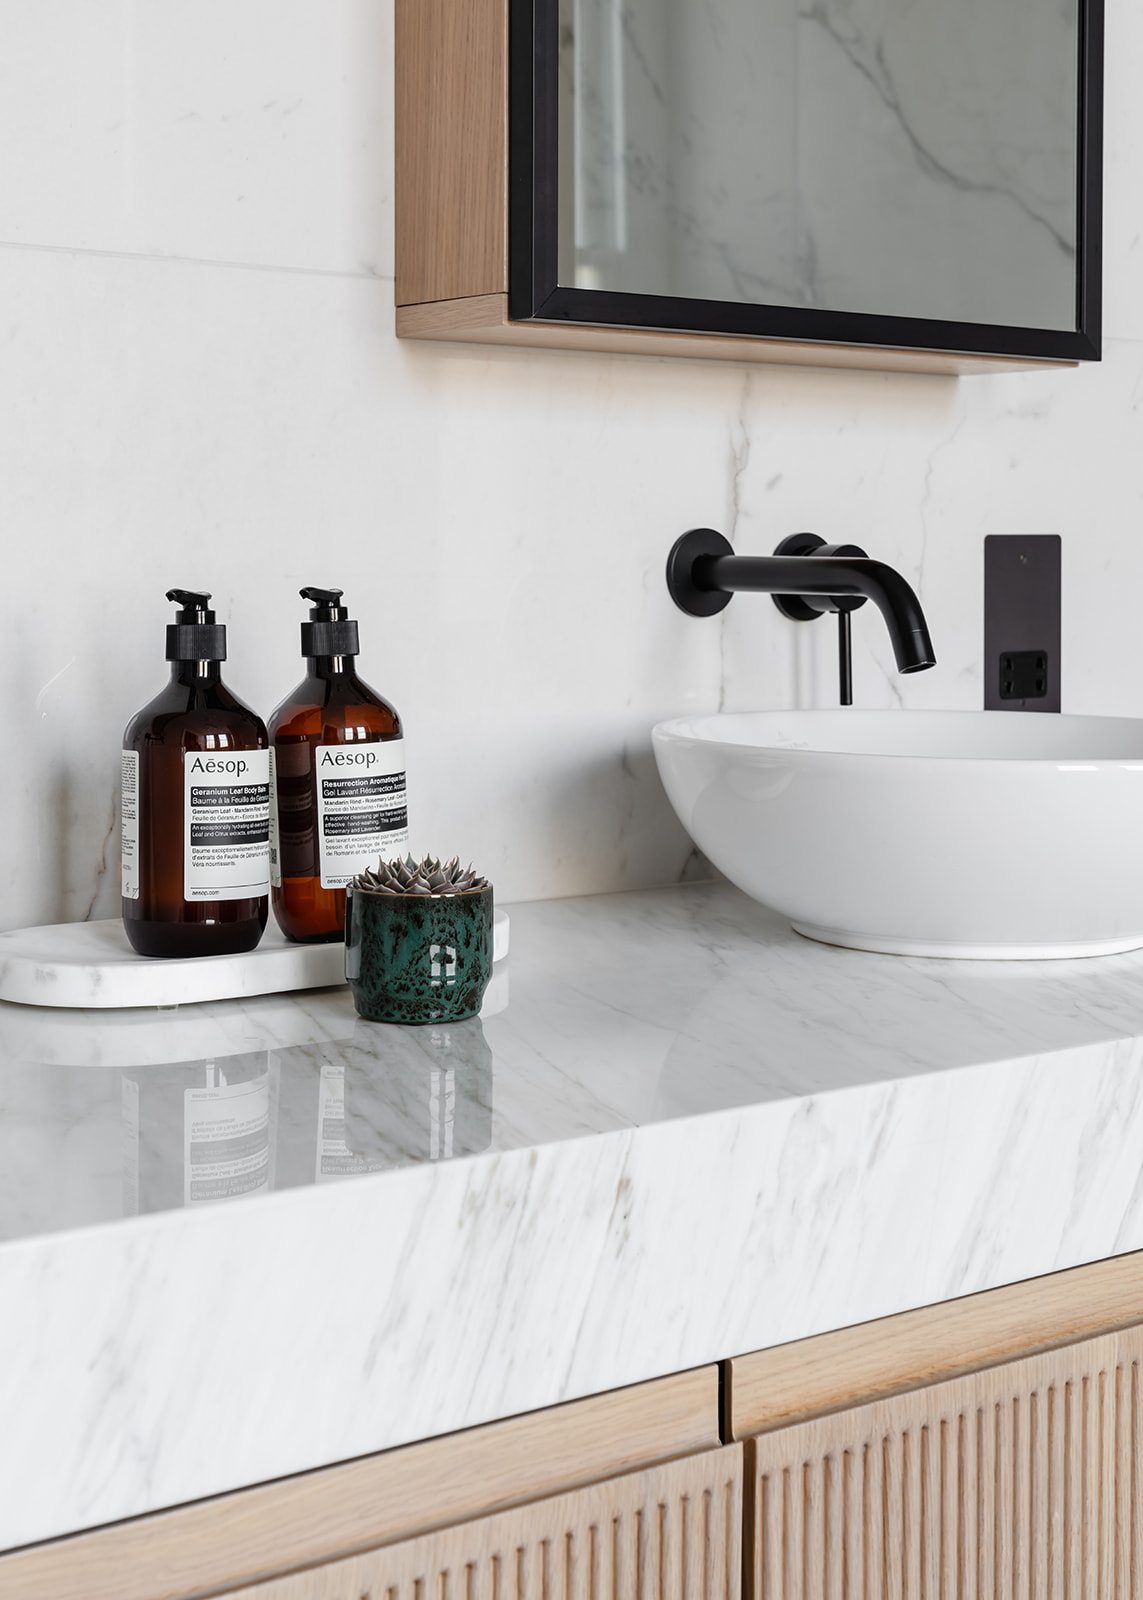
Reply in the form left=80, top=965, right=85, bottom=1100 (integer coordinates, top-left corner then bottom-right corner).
left=183, top=750, right=271, bottom=902
left=268, top=747, right=281, bottom=889
left=315, top=739, right=409, bottom=889
left=121, top=750, right=140, bottom=901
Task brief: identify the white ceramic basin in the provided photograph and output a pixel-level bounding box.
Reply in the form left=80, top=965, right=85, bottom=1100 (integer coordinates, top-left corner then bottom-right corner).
left=653, top=710, right=1143, bottom=959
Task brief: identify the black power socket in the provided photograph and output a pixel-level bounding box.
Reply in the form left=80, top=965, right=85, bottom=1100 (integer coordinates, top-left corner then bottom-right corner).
left=999, top=650, right=1049, bottom=701
left=984, top=537, right=1061, bottom=712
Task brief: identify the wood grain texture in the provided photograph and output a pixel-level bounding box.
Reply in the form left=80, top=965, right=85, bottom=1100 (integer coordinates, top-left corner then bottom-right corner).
left=219, top=1443, right=743, bottom=1600
left=394, top=0, right=508, bottom=305
left=394, top=295, right=1076, bottom=377
left=0, top=1368, right=720, bottom=1600
left=729, top=1252, right=1143, bottom=1438
left=748, top=1330, right=1143, bottom=1599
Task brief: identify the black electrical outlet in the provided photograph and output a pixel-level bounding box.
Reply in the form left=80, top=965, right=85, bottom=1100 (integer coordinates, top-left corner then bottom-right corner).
left=984, top=536, right=1061, bottom=712
left=999, top=650, right=1049, bottom=701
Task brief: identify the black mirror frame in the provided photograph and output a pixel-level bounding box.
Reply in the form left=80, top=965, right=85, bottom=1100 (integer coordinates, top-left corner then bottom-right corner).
left=508, top=0, right=1103, bottom=363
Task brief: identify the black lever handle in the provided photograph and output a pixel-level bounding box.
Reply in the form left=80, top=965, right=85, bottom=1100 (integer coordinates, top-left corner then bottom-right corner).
left=838, top=611, right=853, bottom=706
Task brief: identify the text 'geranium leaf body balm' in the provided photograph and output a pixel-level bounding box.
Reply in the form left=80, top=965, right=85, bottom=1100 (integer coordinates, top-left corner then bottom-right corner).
left=122, top=590, right=271, bottom=958
left=268, top=587, right=408, bottom=944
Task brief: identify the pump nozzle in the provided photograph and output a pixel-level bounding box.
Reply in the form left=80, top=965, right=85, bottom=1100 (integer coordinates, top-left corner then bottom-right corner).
left=166, top=589, right=215, bottom=622
left=300, top=586, right=344, bottom=610
left=299, top=585, right=359, bottom=658
left=165, top=588, right=226, bottom=661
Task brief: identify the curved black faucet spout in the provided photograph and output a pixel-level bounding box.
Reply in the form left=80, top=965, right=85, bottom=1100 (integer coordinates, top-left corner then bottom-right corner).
left=701, top=552, right=936, bottom=673
left=666, top=528, right=936, bottom=704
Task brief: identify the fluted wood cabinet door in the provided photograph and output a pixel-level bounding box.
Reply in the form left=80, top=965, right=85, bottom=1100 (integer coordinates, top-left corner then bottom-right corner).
left=748, top=1327, right=1143, bottom=1600
left=221, top=1443, right=743, bottom=1600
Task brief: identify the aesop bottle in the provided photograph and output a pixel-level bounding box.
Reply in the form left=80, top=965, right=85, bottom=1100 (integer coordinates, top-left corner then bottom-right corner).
left=121, top=590, right=271, bottom=958
left=268, top=587, right=407, bottom=943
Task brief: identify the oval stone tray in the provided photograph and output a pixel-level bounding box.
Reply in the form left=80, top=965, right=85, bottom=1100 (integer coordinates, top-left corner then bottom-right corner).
left=0, top=912, right=510, bottom=1010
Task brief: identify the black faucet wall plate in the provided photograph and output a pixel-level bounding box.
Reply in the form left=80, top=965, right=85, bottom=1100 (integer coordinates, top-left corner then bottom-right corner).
left=983, top=535, right=1061, bottom=712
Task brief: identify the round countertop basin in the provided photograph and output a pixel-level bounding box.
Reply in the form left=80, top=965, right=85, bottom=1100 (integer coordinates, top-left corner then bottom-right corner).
left=652, top=710, right=1143, bottom=959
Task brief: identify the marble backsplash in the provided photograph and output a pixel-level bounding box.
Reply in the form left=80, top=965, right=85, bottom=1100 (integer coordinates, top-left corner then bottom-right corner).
left=2, top=0, right=1143, bottom=934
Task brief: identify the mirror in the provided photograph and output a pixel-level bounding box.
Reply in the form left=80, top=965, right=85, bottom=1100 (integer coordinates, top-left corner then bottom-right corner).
left=510, top=0, right=1102, bottom=361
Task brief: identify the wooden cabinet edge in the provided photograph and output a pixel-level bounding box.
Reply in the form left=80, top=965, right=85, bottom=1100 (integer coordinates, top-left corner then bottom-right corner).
left=394, top=0, right=507, bottom=307
left=0, top=1366, right=720, bottom=1600
left=395, top=296, right=1078, bottom=377
left=728, top=1249, right=1143, bottom=1440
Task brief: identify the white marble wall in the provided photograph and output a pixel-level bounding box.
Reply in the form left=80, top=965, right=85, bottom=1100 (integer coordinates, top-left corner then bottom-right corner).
left=1, top=0, right=1142, bottom=934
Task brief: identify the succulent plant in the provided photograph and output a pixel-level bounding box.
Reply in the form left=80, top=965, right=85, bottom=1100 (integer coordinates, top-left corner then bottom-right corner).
left=352, top=854, right=490, bottom=897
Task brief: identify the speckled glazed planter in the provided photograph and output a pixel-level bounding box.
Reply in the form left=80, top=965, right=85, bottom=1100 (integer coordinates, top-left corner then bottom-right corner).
left=345, top=885, right=494, bottom=1024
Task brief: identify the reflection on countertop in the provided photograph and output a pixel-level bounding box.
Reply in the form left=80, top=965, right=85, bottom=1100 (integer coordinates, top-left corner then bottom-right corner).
left=277, top=1021, right=493, bottom=1187
left=0, top=1008, right=494, bottom=1238
left=8, top=878, right=1143, bottom=1246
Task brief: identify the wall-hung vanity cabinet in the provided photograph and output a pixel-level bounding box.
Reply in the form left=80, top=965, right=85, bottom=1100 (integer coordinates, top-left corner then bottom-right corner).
left=7, top=1253, right=1143, bottom=1600
left=396, top=0, right=1103, bottom=375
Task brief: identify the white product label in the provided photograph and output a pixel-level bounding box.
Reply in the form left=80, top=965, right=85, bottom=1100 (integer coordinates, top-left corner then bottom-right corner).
left=121, top=750, right=140, bottom=900
left=315, top=739, right=409, bottom=889
left=268, top=747, right=281, bottom=888
left=184, top=1068, right=270, bottom=1206
left=183, top=749, right=271, bottom=901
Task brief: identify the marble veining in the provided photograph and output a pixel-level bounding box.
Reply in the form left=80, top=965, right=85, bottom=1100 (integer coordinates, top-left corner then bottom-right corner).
left=6, top=882, right=1143, bottom=1549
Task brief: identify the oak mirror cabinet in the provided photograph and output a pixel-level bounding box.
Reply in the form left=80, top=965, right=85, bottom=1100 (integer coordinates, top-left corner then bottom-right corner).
left=396, top=0, right=1103, bottom=375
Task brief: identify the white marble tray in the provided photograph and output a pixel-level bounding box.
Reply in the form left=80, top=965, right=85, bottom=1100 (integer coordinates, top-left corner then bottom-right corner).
left=0, top=911, right=510, bottom=1010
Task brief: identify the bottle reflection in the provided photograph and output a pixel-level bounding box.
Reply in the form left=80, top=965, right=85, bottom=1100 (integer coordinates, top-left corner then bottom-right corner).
left=121, top=1022, right=492, bottom=1215
left=121, top=1051, right=273, bottom=1216
left=341, top=1017, right=493, bottom=1173
left=184, top=1059, right=273, bottom=1205
left=283, top=1017, right=494, bottom=1184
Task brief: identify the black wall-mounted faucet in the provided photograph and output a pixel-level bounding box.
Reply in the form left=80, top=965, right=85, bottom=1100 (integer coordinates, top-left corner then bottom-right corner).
left=666, top=528, right=936, bottom=705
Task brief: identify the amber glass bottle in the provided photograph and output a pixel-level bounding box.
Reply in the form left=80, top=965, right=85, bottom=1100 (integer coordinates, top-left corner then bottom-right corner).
left=268, top=588, right=407, bottom=943
left=122, top=590, right=270, bottom=958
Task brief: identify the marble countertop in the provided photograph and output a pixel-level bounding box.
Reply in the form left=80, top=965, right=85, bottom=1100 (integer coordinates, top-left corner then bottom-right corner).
left=5, top=880, right=1143, bottom=1552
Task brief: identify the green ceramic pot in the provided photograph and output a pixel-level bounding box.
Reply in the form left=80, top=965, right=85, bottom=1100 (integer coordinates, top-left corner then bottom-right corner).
left=345, top=884, right=494, bottom=1024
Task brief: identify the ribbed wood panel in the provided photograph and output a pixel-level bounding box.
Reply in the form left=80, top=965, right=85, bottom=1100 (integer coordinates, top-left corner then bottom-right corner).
left=221, top=1443, right=742, bottom=1600
left=750, top=1330, right=1143, bottom=1599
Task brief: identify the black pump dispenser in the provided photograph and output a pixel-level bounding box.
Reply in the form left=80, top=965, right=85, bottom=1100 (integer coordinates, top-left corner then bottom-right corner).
left=269, top=585, right=405, bottom=942
left=165, top=588, right=227, bottom=663
left=123, top=590, right=270, bottom=959
left=299, top=586, right=360, bottom=659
